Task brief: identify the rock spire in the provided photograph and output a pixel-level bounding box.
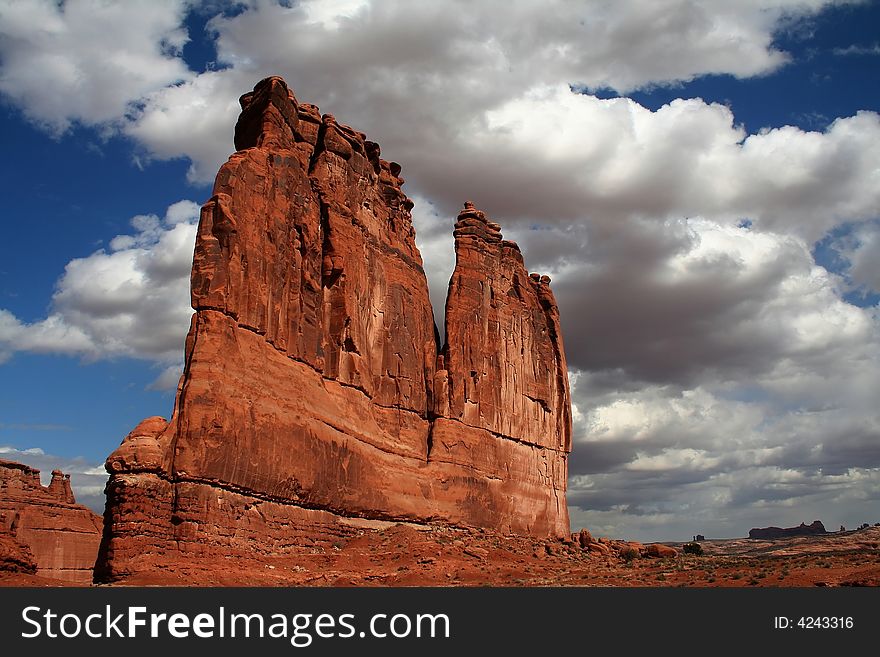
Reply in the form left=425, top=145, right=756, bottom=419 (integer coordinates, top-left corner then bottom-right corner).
left=96, top=77, right=571, bottom=582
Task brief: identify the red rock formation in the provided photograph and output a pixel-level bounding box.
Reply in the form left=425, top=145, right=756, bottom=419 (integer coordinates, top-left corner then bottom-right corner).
left=573, top=528, right=593, bottom=549
left=0, top=529, right=36, bottom=575
left=96, top=76, right=571, bottom=582
left=437, top=202, right=571, bottom=448
left=433, top=201, right=570, bottom=533
left=645, top=544, right=678, bottom=559
left=0, top=459, right=102, bottom=583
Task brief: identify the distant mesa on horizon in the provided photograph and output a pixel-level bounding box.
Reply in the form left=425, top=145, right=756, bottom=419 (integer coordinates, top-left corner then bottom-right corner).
left=748, top=520, right=827, bottom=540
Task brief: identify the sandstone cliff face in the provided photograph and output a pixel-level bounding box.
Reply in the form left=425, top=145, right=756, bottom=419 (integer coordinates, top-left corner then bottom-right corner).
left=0, top=459, right=102, bottom=583
left=96, top=77, right=570, bottom=582
left=436, top=201, right=571, bottom=449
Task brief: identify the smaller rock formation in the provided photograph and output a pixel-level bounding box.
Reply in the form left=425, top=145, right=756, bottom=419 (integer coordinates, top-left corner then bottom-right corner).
left=748, top=520, right=827, bottom=540
left=0, top=529, right=36, bottom=574
left=0, top=459, right=102, bottom=583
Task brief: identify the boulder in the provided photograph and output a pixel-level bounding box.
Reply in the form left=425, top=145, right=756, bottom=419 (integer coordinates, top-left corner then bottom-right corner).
left=588, top=542, right=611, bottom=556
left=573, top=528, right=593, bottom=549
left=645, top=544, right=678, bottom=559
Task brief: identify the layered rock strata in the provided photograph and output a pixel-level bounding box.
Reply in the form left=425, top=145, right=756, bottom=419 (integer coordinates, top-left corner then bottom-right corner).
left=0, top=459, right=102, bottom=583
left=96, top=77, right=570, bottom=581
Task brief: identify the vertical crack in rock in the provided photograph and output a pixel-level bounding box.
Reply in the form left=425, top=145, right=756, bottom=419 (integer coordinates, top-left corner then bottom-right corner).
left=96, top=77, right=572, bottom=582
left=308, top=119, right=327, bottom=175
left=425, top=420, right=436, bottom=462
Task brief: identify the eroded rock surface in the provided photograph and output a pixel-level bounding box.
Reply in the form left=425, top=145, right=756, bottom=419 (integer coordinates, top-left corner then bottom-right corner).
left=96, top=77, right=571, bottom=582
left=0, top=459, right=102, bottom=583
left=0, top=529, right=36, bottom=575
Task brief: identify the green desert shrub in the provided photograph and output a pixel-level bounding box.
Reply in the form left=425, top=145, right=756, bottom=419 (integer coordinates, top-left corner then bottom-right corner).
left=619, top=546, right=639, bottom=562
left=682, top=542, right=704, bottom=556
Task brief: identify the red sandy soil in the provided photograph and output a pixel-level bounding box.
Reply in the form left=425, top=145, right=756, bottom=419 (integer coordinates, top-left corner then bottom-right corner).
left=2, top=525, right=878, bottom=588
left=0, top=572, right=82, bottom=587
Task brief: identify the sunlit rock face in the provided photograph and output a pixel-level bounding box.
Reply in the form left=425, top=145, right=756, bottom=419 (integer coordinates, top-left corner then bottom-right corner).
left=0, top=459, right=102, bottom=583
left=96, top=77, right=571, bottom=582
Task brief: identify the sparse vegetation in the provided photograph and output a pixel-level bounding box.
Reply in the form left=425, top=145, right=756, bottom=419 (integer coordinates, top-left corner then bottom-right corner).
left=683, top=542, right=703, bottom=556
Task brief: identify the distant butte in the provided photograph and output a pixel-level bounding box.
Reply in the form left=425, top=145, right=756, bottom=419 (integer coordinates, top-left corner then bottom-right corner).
left=94, top=76, right=572, bottom=582
left=748, top=520, right=827, bottom=540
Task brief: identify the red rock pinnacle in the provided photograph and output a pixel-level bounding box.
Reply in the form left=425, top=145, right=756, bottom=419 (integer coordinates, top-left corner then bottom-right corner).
left=95, top=77, right=571, bottom=582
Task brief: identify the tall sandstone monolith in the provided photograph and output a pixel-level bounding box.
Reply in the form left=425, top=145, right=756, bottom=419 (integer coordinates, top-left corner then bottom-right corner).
left=95, top=77, right=570, bottom=582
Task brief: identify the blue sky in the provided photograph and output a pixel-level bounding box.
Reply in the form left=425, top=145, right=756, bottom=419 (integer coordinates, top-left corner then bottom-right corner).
left=1, top=0, right=878, bottom=541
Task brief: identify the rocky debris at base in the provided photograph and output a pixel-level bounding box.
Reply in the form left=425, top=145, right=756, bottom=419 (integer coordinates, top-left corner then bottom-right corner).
left=4, top=523, right=879, bottom=588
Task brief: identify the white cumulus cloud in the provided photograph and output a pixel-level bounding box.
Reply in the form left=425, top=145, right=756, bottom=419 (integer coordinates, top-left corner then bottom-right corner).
left=0, top=200, right=199, bottom=386
left=835, top=220, right=880, bottom=295
left=0, top=0, right=192, bottom=133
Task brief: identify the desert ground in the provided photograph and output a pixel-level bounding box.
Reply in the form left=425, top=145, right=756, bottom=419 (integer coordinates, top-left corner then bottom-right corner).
left=3, top=523, right=878, bottom=588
